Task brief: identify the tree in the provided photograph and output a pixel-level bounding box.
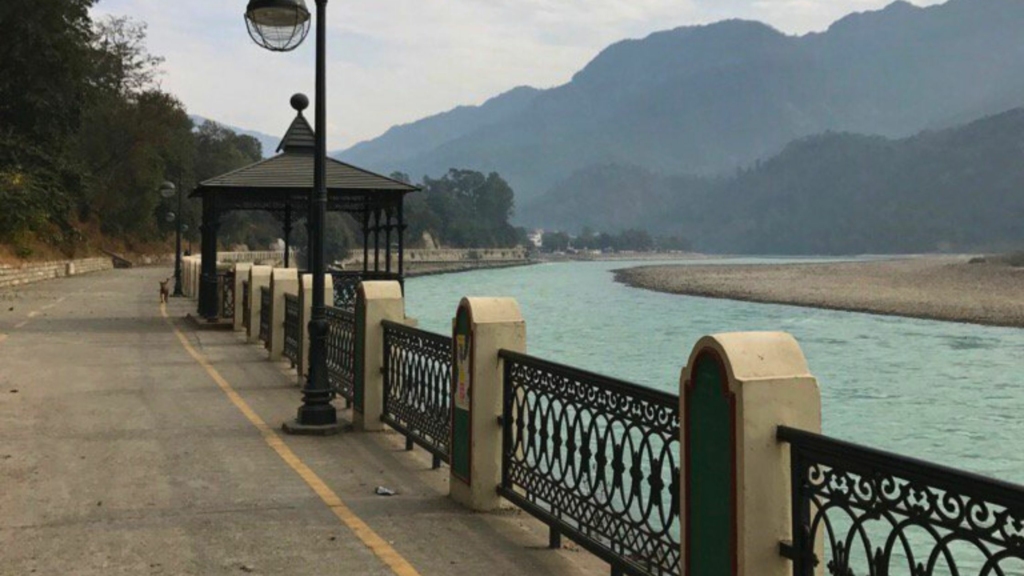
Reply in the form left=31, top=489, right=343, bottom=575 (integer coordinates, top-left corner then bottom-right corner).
left=88, top=16, right=164, bottom=99
left=0, top=0, right=97, bottom=251
left=542, top=231, right=570, bottom=252
left=409, top=169, right=520, bottom=248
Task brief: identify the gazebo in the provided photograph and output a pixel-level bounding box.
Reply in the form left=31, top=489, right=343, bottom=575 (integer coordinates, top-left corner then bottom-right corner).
left=191, top=94, right=419, bottom=319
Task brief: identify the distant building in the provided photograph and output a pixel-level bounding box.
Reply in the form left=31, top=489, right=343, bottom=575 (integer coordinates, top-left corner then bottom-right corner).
left=528, top=229, right=544, bottom=248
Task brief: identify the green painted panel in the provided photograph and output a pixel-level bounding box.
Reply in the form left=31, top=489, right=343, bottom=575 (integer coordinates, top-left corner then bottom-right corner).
left=452, top=409, right=471, bottom=481
left=687, top=353, right=734, bottom=575
left=451, top=306, right=471, bottom=482
left=353, top=295, right=365, bottom=412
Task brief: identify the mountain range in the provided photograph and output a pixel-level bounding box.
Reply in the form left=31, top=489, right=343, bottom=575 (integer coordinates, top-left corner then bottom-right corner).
left=335, top=0, right=1024, bottom=214
left=525, top=108, right=1024, bottom=254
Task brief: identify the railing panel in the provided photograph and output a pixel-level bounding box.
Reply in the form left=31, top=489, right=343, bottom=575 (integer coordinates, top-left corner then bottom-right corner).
left=778, top=426, right=1024, bottom=576
left=382, top=320, right=452, bottom=466
left=283, top=293, right=300, bottom=367
left=331, top=272, right=362, bottom=310
left=498, top=350, right=680, bottom=576
left=242, top=280, right=250, bottom=331
left=218, top=270, right=235, bottom=320
left=330, top=270, right=403, bottom=310
left=259, top=286, right=271, bottom=347
left=325, top=306, right=356, bottom=402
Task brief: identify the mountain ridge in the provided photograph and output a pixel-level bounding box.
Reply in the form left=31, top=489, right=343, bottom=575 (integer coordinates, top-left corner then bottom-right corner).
left=523, top=106, right=1024, bottom=254
left=335, top=0, right=1024, bottom=204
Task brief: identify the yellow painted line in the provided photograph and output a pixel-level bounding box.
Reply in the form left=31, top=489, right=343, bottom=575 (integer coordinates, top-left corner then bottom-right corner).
left=160, top=303, right=420, bottom=576
left=27, top=311, right=39, bottom=318
left=14, top=320, right=28, bottom=329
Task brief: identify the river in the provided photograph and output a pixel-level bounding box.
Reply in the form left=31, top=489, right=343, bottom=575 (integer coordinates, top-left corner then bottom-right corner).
left=405, top=259, right=1024, bottom=484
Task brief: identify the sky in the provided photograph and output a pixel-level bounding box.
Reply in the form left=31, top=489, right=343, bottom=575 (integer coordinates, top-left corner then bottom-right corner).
left=90, top=0, right=945, bottom=151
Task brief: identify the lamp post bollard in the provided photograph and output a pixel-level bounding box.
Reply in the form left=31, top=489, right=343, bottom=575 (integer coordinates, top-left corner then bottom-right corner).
left=245, top=0, right=339, bottom=434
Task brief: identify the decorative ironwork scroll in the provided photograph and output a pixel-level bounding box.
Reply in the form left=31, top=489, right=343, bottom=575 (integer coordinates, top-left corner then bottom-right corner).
left=331, top=271, right=362, bottom=310
left=778, top=426, right=1024, bottom=576
left=283, top=293, right=300, bottom=367
left=259, top=286, right=271, bottom=347
left=498, top=350, right=680, bottom=576
left=381, top=320, right=452, bottom=467
left=242, top=280, right=250, bottom=331
left=325, top=306, right=356, bottom=403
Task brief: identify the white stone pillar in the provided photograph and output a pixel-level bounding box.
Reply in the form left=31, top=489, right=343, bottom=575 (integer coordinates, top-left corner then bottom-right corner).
left=449, top=297, right=526, bottom=512
left=297, top=273, right=335, bottom=384
left=352, top=281, right=404, bottom=431
left=232, top=263, right=252, bottom=331
left=247, top=266, right=272, bottom=343
left=679, top=332, right=821, bottom=576
left=268, top=268, right=299, bottom=361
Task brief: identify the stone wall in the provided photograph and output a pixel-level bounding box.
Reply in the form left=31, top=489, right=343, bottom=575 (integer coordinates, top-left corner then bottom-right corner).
left=0, top=257, right=113, bottom=289
left=339, top=247, right=531, bottom=276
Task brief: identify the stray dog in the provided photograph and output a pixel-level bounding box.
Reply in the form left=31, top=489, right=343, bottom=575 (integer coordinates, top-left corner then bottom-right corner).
left=159, top=278, right=171, bottom=303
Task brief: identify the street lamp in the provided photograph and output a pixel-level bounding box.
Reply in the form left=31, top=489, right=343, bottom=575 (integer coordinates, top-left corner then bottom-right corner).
left=160, top=180, right=184, bottom=297
left=245, top=0, right=338, bottom=434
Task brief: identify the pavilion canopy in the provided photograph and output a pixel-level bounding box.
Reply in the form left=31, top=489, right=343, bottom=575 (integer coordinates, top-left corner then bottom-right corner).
left=191, top=96, right=418, bottom=320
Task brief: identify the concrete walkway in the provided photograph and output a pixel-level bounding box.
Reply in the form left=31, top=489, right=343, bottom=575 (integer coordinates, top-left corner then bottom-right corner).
left=0, top=268, right=603, bottom=575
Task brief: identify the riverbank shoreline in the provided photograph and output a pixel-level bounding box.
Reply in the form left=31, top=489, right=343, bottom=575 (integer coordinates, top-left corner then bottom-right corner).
left=406, top=259, right=535, bottom=277
left=614, top=256, right=1024, bottom=328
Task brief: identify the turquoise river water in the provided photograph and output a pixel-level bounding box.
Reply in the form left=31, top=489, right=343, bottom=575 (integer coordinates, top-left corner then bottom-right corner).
left=405, top=259, right=1024, bottom=485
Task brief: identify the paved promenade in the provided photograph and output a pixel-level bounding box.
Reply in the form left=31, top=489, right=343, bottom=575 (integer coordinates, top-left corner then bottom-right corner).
left=0, top=268, right=602, bottom=575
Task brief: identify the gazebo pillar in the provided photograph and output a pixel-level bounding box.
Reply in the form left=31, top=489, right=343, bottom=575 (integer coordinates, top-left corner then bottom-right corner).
left=361, top=210, right=370, bottom=274
left=283, top=204, right=293, bottom=268
left=397, top=201, right=405, bottom=279
left=198, top=194, right=221, bottom=320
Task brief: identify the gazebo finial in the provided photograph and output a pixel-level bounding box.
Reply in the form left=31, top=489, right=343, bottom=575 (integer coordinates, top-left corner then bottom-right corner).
left=290, top=93, right=309, bottom=114
left=277, top=93, right=315, bottom=153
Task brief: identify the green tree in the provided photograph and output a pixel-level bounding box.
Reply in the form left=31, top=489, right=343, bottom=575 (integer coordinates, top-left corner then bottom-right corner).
left=541, top=231, right=570, bottom=252
left=416, top=169, right=519, bottom=248
left=0, top=0, right=97, bottom=252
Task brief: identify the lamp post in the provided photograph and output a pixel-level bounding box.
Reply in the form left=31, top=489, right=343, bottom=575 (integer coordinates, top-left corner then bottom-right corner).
left=245, top=0, right=338, bottom=434
left=160, top=181, right=184, bottom=297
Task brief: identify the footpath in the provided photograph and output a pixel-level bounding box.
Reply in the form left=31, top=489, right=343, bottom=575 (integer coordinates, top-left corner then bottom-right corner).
left=0, top=267, right=603, bottom=575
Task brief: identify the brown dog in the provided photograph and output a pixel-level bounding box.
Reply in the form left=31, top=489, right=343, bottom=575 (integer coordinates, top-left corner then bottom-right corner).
left=159, top=278, right=171, bottom=303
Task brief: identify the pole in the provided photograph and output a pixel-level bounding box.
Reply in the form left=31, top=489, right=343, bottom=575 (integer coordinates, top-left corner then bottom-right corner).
left=285, top=0, right=338, bottom=434
left=172, top=178, right=184, bottom=296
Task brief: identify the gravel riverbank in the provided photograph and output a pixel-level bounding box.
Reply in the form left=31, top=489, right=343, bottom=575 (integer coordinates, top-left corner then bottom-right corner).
left=614, top=256, right=1024, bottom=328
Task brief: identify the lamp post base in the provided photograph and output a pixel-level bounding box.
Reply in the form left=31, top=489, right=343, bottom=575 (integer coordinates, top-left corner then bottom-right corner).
left=282, top=419, right=341, bottom=436
left=282, top=403, right=340, bottom=436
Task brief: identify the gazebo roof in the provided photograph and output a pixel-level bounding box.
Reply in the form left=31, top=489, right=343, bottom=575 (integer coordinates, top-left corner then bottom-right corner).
left=191, top=99, right=418, bottom=211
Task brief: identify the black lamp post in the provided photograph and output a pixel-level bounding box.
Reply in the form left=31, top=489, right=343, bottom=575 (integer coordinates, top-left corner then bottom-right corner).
left=160, top=181, right=185, bottom=297
left=245, top=0, right=339, bottom=434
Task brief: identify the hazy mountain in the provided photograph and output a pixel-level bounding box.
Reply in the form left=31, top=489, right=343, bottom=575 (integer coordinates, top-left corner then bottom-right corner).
left=189, top=115, right=280, bottom=158
left=335, top=0, right=1024, bottom=204
left=527, top=108, right=1024, bottom=254
left=337, top=86, right=540, bottom=167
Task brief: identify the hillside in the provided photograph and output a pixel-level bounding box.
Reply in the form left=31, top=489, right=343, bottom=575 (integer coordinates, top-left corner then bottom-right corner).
left=190, top=115, right=280, bottom=158
left=527, top=108, right=1024, bottom=255
left=335, top=0, right=1024, bottom=204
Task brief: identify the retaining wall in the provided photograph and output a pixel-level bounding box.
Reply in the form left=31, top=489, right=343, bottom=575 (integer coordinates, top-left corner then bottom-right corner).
left=0, top=257, right=113, bottom=289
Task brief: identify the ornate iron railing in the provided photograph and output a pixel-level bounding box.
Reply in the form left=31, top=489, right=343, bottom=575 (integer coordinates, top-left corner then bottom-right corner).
left=325, top=306, right=356, bottom=405
left=219, top=270, right=235, bottom=319
left=330, top=270, right=403, bottom=310
left=498, top=350, right=680, bottom=576
left=331, top=271, right=362, bottom=310
left=283, top=293, right=300, bottom=367
left=242, top=280, right=250, bottom=331
left=258, top=286, right=271, bottom=347
left=381, top=320, right=452, bottom=469
left=778, top=426, right=1024, bottom=575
